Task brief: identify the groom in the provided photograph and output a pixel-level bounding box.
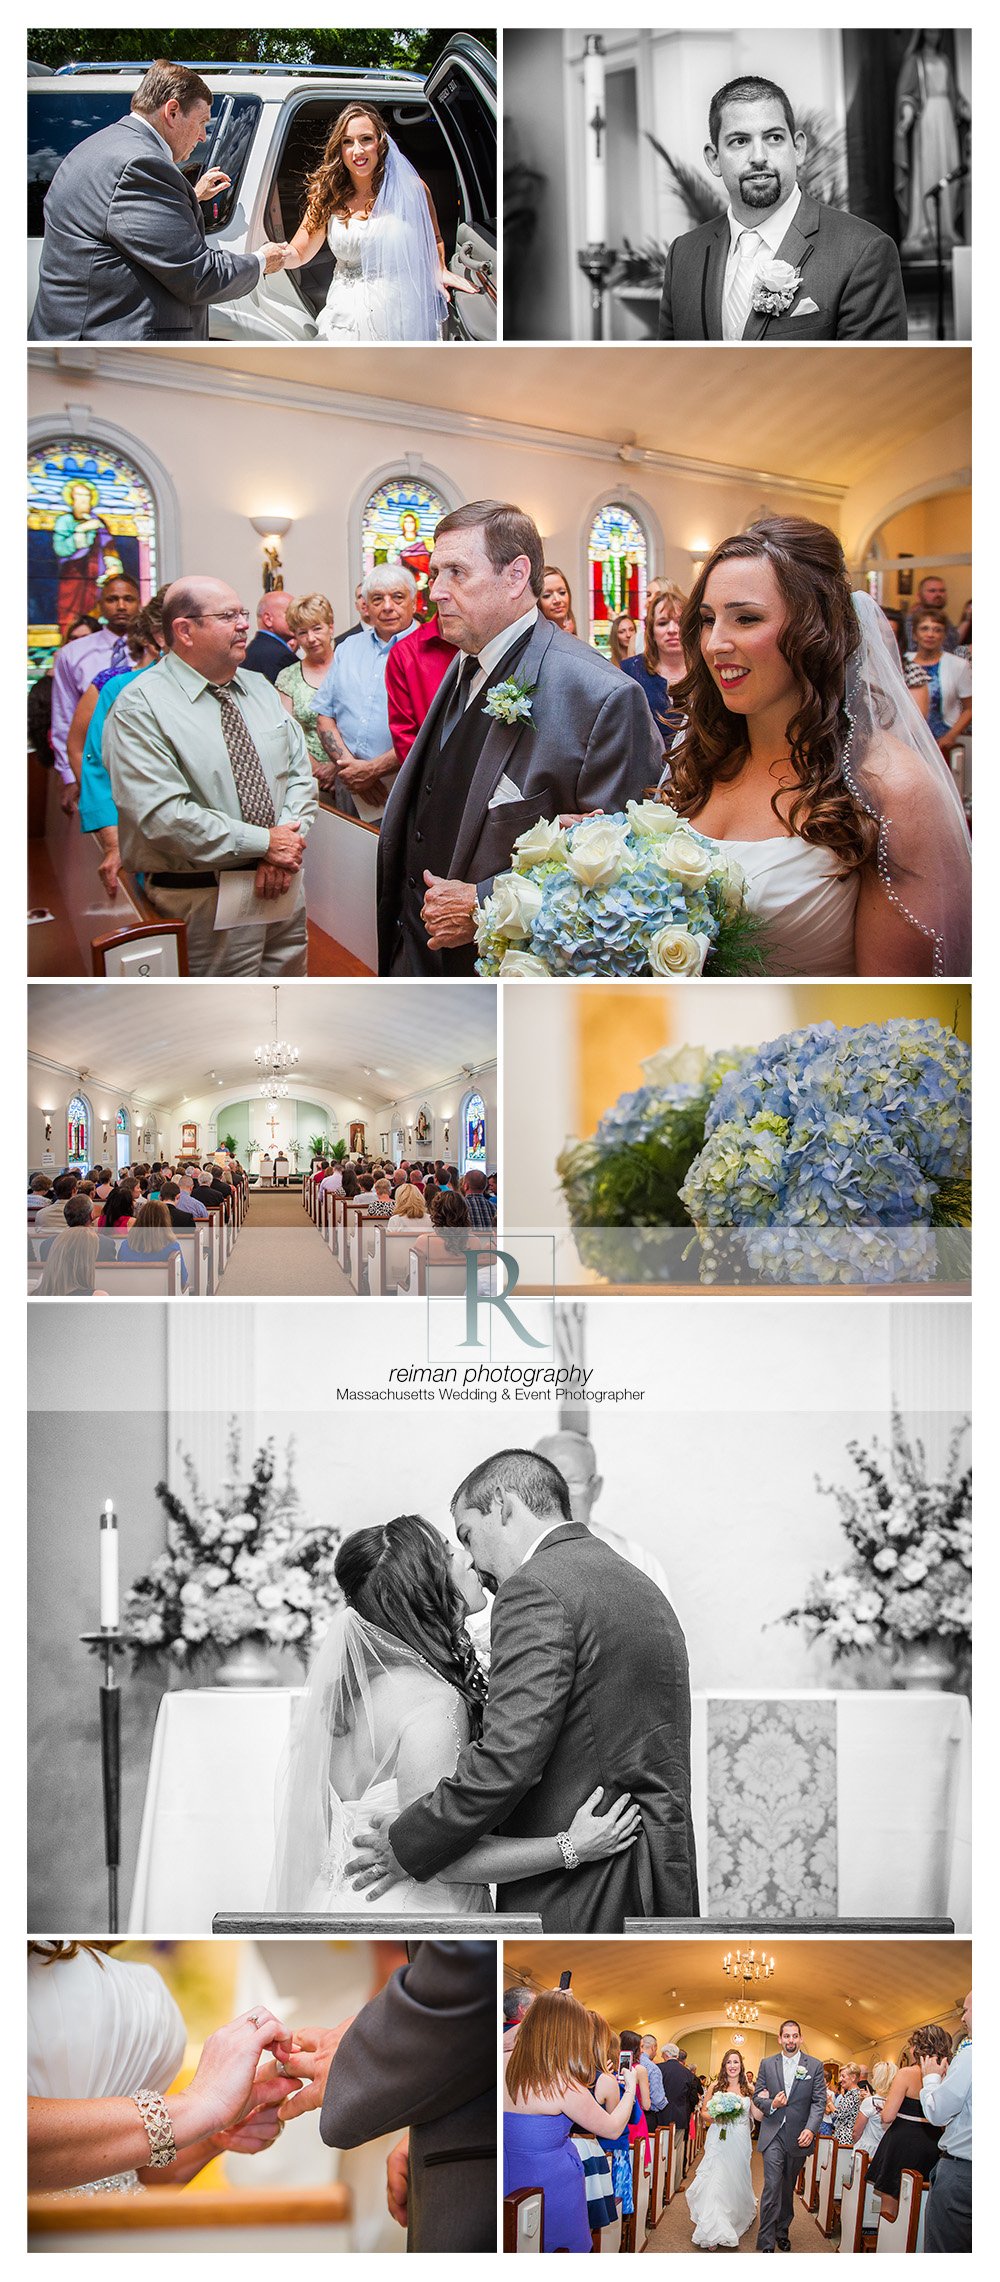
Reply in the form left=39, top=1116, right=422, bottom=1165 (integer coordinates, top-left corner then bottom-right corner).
left=376, top=501, right=661, bottom=973
left=751, top=2020, right=827, bottom=2252
left=30, top=60, right=285, bottom=342
left=355, top=1448, right=699, bottom=1930
left=657, top=76, right=907, bottom=341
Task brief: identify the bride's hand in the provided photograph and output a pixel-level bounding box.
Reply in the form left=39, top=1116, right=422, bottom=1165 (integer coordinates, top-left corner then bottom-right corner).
left=440, top=265, right=480, bottom=297
left=564, top=1787, right=642, bottom=1863
left=175, top=2007, right=289, bottom=2140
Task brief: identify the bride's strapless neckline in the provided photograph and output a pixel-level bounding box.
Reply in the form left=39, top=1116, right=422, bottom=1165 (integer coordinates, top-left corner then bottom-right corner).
left=720, top=831, right=860, bottom=975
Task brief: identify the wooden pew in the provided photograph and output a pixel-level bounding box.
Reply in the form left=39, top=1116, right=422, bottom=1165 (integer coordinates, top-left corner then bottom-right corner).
left=28, top=2184, right=351, bottom=2251
left=503, top=2188, right=543, bottom=2253
left=91, top=870, right=188, bottom=976
left=838, top=2146, right=880, bottom=2254
left=875, top=2169, right=928, bottom=2253
left=816, top=2139, right=855, bottom=2237
left=810, top=2138, right=833, bottom=2216
left=621, top=2136, right=651, bottom=2251
left=653, top=2124, right=675, bottom=2219
left=30, top=1255, right=181, bottom=1296
left=796, top=2140, right=818, bottom=2209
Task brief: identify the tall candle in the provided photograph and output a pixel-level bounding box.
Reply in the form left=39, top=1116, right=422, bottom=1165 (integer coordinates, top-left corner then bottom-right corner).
left=583, top=39, right=608, bottom=247
left=100, top=1499, right=119, bottom=1631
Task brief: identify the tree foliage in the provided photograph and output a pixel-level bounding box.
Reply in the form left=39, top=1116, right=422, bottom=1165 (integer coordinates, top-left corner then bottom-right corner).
left=27, top=28, right=495, bottom=73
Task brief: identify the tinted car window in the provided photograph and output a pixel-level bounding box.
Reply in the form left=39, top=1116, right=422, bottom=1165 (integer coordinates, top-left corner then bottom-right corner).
left=429, top=68, right=496, bottom=231
left=28, top=90, right=260, bottom=236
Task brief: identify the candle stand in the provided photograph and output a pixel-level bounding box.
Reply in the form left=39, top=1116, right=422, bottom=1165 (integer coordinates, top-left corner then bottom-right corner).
left=80, top=1630, right=127, bottom=1933
left=577, top=241, right=617, bottom=340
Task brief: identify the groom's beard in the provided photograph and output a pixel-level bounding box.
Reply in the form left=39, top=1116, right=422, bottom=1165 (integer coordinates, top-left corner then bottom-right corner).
left=740, top=171, right=781, bottom=207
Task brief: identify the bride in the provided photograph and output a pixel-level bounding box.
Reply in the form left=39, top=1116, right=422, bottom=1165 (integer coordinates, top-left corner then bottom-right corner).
left=664, top=516, right=971, bottom=976
left=684, top=2048, right=758, bottom=2250
left=276, top=104, right=476, bottom=342
left=271, top=1514, right=640, bottom=1913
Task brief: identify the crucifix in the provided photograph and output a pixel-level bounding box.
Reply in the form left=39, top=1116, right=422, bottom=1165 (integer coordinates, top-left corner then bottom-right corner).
left=267, top=1113, right=280, bottom=1142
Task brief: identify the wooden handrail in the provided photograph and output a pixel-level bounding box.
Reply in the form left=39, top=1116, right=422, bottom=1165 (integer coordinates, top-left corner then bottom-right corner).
left=29, top=2184, right=352, bottom=2232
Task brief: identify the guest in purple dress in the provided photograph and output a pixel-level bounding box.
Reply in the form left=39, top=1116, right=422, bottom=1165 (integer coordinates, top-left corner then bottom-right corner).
left=504, top=1990, right=635, bottom=2251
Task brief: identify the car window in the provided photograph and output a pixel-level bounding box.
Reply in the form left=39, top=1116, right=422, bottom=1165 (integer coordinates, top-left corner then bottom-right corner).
left=428, top=66, right=496, bottom=231
left=28, top=89, right=260, bottom=237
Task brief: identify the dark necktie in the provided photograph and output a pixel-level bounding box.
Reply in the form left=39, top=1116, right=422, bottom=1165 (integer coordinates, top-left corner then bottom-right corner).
left=439, top=652, right=481, bottom=746
left=209, top=682, right=276, bottom=828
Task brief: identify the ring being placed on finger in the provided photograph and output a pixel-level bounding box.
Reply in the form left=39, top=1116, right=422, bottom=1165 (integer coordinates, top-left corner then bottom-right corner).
left=248, top=2010, right=265, bottom=2028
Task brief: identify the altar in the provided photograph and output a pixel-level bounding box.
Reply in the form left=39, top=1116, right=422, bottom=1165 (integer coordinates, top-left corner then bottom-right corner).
left=127, top=1686, right=970, bottom=1936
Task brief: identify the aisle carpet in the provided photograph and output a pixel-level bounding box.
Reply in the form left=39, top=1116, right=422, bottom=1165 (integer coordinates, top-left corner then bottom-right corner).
left=215, top=1191, right=353, bottom=1295
left=645, top=2149, right=836, bottom=2254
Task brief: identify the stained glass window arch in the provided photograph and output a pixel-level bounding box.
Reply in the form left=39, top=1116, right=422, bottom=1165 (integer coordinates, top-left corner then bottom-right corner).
left=461, top=1090, right=488, bottom=1174
left=588, top=501, right=649, bottom=655
left=360, top=476, right=451, bottom=622
left=66, top=1093, right=92, bottom=1169
left=28, top=438, right=158, bottom=681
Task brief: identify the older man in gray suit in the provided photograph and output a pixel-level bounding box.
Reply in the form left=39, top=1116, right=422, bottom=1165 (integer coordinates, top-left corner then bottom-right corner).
left=751, top=2020, right=827, bottom=2252
left=29, top=60, right=285, bottom=341
left=377, top=500, right=662, bottom=974
left=273, top=1942, right=496, bottom=2255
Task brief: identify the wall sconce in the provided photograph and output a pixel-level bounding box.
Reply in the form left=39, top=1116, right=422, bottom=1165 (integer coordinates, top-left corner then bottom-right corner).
left=249, top=514, right=293, bottom=591
left=689, top=540, right=711, bottom=580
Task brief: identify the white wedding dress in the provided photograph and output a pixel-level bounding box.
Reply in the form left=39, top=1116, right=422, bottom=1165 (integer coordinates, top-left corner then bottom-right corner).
left=724, top=834, right=859, bottom=974
left=315, top=214, right=443, bottom=344
left=28, top=1947, right=186, bottom=2194
left=272, top=1612, right=493, bottom=1917
left=684, top=2097, right=757, bottom=2250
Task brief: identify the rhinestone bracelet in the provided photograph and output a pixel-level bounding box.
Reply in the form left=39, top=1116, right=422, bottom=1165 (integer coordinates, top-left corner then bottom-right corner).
left=131, top=2087, right=177, bottom=2169
left=556, top=1830, right=580, bottom=1871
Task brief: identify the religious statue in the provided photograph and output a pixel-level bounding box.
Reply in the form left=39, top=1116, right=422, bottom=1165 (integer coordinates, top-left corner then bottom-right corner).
left=894, top=32, right=970, bottom=256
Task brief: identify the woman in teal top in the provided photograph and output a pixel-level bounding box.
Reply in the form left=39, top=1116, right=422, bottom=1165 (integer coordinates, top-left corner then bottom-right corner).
left=78, top=607, right=164, bottom=899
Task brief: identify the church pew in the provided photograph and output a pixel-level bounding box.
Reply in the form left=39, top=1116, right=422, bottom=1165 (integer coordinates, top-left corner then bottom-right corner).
left=810, top=2139, right=833, bottom=2216
left=40, top=780, right=188, bottom=977
left=27, top=1223, right=211, bottom=1294
left=838, top=2147, right=880, bottom=2254
left=796, top=2141, right=818, bottom=2207
left=30, top=1255, right=181, bottom=1296
left=503, top=2188, right=543, bottom=2253
left=305, top=802, right=379, bottom=973
left=591, top=2209, right=623, bottom=2252
left=816, top=2140, right=855, bottom=2236
left=623, top=2136, right=651, bottom=2250
left=28, top=2184, right=351, bottom=2251
left=875, top=2169, right=928, bottom=2253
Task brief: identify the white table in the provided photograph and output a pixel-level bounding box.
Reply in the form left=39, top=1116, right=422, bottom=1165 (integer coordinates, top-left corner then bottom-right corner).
left=128, top=1685, right=970, bottom=1934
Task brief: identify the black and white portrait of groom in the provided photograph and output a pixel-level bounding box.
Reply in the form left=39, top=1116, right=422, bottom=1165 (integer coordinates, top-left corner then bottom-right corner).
left=751, top=2021, right=827, bottom=2253
left=352, top=1448, right=699, bottom=1931
left=658, top=75, right=908, bottom=342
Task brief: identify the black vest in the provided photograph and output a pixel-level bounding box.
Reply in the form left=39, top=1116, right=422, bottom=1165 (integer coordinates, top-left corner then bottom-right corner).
left=397, top=627, right=535, bottom=976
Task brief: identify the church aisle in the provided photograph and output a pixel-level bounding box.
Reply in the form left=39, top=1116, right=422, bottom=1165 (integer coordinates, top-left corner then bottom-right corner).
left=644, top=2147, right=836, bottom=2255
left=216, top=1191, right=352, bottom=1296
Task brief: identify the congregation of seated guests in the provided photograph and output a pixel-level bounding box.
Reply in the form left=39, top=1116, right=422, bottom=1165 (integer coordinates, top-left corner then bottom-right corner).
left=27, top=1154, right=248, bottom=1296
left=308, top=1151, right=497, bottom=1291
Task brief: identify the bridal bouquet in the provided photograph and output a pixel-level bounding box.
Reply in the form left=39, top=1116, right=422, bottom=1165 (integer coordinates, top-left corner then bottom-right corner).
left=558, top=1020, right=970, bottom=1286
left=120, top=1422, right=342, bottom=1671
left=475, top=803, right=767, bottom=978
left=780, top=1413, right=971, bottom=1662
left=707, top=2093, right=746, bottom=2140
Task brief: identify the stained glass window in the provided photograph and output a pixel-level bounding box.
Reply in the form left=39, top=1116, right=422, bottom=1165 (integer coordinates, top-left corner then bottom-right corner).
left=360, top=478, right=450, bottom=622
left=28, top=440, right=157, bottom=681
left=588, top=502, right=648, bottom=655
left=67, top=1093, right=91, bottom=1168
left=462, top=1091, right=487, bottom=1172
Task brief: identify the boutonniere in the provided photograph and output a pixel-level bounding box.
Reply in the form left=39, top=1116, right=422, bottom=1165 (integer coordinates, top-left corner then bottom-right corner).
left=794, top=2066, right=808, bottom=2079
left=751, top=258, right=804, bottom=316
left=484, top=675, right=536, bottom=728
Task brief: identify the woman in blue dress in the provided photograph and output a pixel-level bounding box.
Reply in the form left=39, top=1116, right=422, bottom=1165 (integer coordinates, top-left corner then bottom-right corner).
left=622, top=582, right=689, bottom=753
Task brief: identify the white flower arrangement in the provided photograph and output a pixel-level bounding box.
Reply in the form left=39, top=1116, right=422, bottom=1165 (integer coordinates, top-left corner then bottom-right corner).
left=751, top=258, right=804, bottom=316
left=780, top=1413, right=971, bottom=1662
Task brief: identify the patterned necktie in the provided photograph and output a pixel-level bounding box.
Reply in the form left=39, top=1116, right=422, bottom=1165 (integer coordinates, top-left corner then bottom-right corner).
left=208, top=682, right=276, bottom=827
left=723, top=226, right=762, bottom=340
left=440, top=652, right=481, bottom=745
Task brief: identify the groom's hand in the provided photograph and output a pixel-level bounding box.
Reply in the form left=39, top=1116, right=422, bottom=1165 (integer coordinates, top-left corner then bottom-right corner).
left=350, top=1810, right=405, bottom=1899
left=386, top=2135, right=410, bottom=2228
left=421, top=872, right=478, bottom=949
left=272, top=2019, right=356, bottom=2121
left=797, top=2129, right=814, bottom=2148
left=261, top=241, right=291, bottom=275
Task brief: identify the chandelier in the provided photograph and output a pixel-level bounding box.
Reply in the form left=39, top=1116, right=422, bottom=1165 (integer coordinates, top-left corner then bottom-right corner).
left=255, top=985, right=299, bottom=1098
left=722, top=1946, right=775, bottom=2027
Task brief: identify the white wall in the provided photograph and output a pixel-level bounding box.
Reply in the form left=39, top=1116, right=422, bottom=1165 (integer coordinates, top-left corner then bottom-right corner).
left=28, top=1055, right=163, bottom=1168
left=374, top=1061, right=497, bottom=1167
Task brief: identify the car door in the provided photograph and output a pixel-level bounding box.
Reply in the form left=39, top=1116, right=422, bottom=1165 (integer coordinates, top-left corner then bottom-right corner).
left=422, top=37, right=497, bottom=342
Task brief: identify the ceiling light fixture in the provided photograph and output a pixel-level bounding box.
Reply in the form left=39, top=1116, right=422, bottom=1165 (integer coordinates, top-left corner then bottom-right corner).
left=255, top=984, right=299, bottom=1098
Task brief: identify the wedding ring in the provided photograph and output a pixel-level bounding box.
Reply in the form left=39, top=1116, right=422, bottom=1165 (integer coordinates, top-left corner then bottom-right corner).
left=248, top=2010, right=264, bottom=2027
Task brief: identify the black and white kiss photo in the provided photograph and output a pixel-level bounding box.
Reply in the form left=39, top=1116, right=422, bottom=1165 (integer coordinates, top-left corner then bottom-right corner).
left=502, top=1939, right=972, bottom=2253
left=28, top=1934, right=496, bottom=2252
left=27, top=31, right=497, bottom=345
left=28, top=1297, right=970, bottom=1941
left=504, top=28, right=971, bottom=342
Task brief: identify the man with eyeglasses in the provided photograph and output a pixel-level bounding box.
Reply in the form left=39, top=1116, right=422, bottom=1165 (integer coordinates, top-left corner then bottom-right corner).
left=106, top=576, right=317, bottom=973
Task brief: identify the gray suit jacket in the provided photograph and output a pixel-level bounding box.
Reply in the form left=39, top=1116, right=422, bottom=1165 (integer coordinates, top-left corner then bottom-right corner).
left=29, top=112, right=260, bottom=341
left=319, top=1940, right=495, bottom=2255
left=657, top=192, right=907, bottom=341
left=376, top=614, right=662, bottom=973
left=390, top=1521, right=699, bottom=1931
left=752, top=2051, right=827, bottom=2151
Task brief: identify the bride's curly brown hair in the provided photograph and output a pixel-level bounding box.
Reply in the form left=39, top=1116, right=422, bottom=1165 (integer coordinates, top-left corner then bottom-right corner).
left=335, top=1515, right=487, bottom=1738
left=303, top=103, right=390, bottom=232
left=669, top=517, right=877, bottom=873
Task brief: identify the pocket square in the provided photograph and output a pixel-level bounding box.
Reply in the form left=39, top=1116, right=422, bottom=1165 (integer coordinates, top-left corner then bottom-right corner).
left=792, top=297, right=820, bottom=316
left=488, top=773, right=526, bottom=809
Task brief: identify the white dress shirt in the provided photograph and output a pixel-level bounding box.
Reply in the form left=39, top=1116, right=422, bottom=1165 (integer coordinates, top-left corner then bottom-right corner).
left=920, top=2043, right=972, bottom=2161
left=722, top=183, right=802, bottom=339
left=454, top=606, right=540, bottom=716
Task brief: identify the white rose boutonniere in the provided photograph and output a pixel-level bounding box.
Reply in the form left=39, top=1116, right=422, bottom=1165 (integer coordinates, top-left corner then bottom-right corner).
left=751, top=258, right=804, bottom=316
left=483, top=674, right=536, bottom=728
left=795, top=2066, right=808, bottom=2080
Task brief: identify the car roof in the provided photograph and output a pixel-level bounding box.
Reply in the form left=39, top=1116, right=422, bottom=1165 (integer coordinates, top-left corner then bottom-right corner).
left=30, top=62, right=429, bottom=92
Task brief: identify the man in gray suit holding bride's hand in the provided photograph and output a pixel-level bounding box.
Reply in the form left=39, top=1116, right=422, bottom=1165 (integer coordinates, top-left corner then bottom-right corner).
left=751, top=2020, right=827, bottom=2252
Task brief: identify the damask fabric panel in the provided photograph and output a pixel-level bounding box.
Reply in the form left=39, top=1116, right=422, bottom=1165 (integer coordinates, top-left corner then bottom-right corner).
left=690, top=1692, right=971, bottom=1930
left=704, top=1698, right=838, bottom=1914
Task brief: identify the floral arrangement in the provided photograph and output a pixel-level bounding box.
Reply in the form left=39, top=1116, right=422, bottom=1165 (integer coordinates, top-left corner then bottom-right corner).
left=707, top=2093, right=746, bottom=2140
left=558, top=1020, right=971, bottom=1286
left=475, top=803, right=767, bottom=978
left=119, top=1422, right=341, bottom=1671
left=483, top=674, right=536, bottom=728
left=779, top=1413, right=971, bottom=1662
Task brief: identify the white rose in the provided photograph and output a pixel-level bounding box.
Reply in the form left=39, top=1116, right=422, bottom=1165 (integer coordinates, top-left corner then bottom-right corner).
left=652, top=827, right=716, bottom=887
left=512, top=817, right=568, bottom=869
left=756, top=258, right=802, bottom=294
left=647, top=926, right=709, bottom=977
left=498, top=950, right=551, bottom=977
left=565, top=817, right=630, bottom=891
left=255, top=1583, right=286, bottom=1610
left=626, top=798, right=682, bottom=841
left=487, top=872, right=544, bottom=939
left=640, top=1043, right=709, bottom=1088
left=711, top=848, right=747, bottom=916
left=180, top=1581, right=206, bottom=1606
